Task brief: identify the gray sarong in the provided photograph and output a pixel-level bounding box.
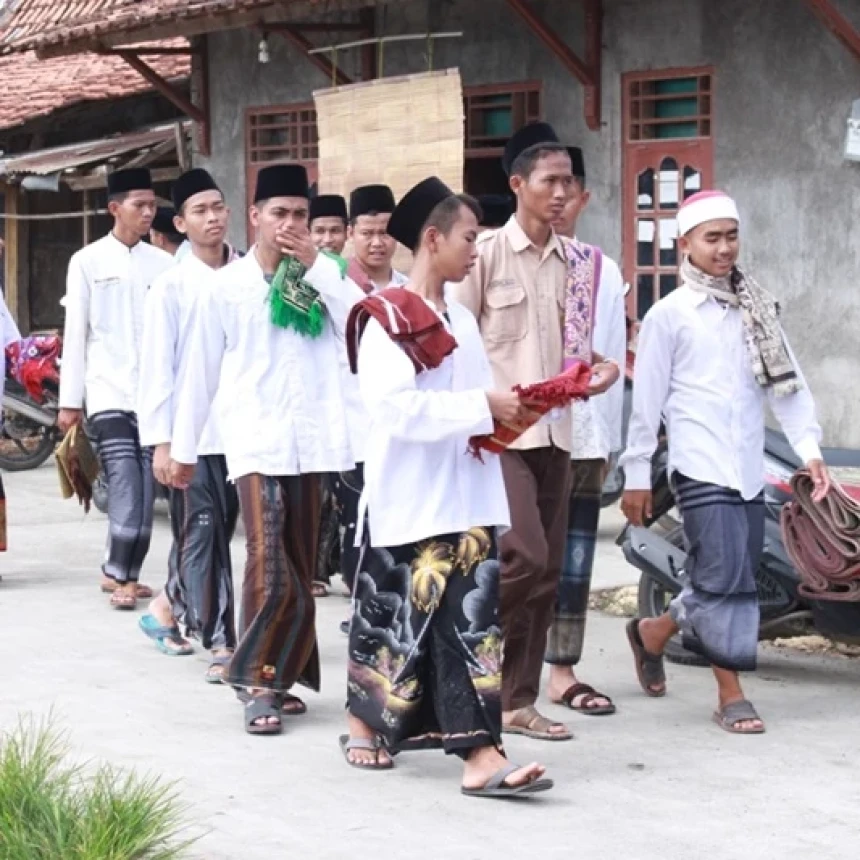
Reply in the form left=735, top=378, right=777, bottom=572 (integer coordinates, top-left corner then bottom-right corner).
left=669, top=473, right=764, bottom=671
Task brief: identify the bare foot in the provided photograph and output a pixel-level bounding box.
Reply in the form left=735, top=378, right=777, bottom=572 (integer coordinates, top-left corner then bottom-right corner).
left=503, top=706, right=572, bottom=739
left=462, top=745, right=546, bottom=791
left=344, top=713, right=392, bottom=767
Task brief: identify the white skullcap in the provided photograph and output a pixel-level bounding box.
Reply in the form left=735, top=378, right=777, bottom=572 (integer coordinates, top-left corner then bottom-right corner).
left=676, top=190, right=740, bottom=237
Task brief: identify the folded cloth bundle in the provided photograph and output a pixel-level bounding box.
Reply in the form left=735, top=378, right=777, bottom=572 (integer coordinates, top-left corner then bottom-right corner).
left=781, top=469, right=860, bottom=601
left=56, top=425, right=100, bottom=514
left=468, top=361, right=592, bottom=459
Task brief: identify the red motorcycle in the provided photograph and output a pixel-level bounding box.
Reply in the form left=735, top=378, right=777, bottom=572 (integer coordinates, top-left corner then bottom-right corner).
left=1, top=333, right=62, bottom=471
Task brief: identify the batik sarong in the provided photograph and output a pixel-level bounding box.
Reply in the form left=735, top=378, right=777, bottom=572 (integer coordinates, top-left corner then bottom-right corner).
left=347, top=525, right=503, bottom=758
left=89, top=411, right=154, bottom=584
left=165, top=454, right=239, bottom=651
left=227, top=473, right=321, bottom=693
left=669, top=474, right=765, bottom=671
left=319, top=463, right=364, bottom=591
left=545, top=458, right=604, bottom=665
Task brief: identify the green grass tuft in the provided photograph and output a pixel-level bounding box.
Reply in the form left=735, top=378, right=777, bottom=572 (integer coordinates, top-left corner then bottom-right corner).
left=0, top=715, right=197, bottom=859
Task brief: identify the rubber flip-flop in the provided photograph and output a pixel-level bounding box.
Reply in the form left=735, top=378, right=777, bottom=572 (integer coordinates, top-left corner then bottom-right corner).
left=110, top=589, right=138, bottom=611
left=235, top=688, right=306, bottom=716
left=626, top=618, right=667, bottom=698
left=461, top=763, right=554, bottom=799
left=205, top=652, right=232, bottom=683
left=245, top=693, right=283, bottom=736
left=556, top=682, right=616, bottom=716
left=338, top=734, right=394, bottom=770
left=138, top=614, right=194, bottom=655
left=101, top=579, right=153, bottom=599
left=502, top=706, right=573, bottom=741
left=713, top=699, right=766, bottom=735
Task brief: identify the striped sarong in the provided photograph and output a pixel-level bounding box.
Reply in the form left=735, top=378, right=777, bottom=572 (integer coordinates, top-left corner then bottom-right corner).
left=228, top=473, right=321, bottom=693
left=166, top=454, right=239, bottom=651
left=670, top=474, right=765, bottom=671
left=89, top=410, right=154, bottom=584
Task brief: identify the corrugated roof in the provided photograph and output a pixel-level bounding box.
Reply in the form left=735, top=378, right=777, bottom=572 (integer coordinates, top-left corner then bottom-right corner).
left=0, top=121, right=188, bottom=176
left=0, top=45, right=189, bottom=130
left=0, top=0, right=284, bottom=53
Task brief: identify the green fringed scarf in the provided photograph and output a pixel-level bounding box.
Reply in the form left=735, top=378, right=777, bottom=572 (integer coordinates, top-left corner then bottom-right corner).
left=268, top=251, right=348, bottom=337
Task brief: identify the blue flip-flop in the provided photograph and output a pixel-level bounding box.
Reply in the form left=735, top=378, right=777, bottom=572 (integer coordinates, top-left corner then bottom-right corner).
left=138, top=614, right=194, bottom=656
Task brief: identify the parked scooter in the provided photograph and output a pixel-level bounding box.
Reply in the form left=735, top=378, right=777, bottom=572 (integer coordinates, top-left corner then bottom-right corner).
left=0, top=334, right=62, bottom=471
left=620, top=429, right=860, bottom=665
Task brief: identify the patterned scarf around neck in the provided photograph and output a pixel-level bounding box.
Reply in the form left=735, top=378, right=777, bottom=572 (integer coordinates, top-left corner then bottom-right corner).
left=680, top=256, right=801, bottom=397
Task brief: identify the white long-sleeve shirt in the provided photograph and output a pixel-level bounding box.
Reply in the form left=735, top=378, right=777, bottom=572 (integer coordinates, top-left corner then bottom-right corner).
left=137, top=252, right=227, bottom=456
left=571, top=252, right=627, bottom=461
left=59, top=232, right=174, bottom=414
left=170, top=248, right=365, bottom=479
left=620, top=285, right=822, bottom=499
left=338, top=267, right=408, bottom=464
left=357, top=294, right=511, bottom=547
left=0, top=292, right=21, bottom=416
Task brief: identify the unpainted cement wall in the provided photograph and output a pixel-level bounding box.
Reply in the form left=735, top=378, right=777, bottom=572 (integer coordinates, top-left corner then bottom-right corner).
left=199, top=0, right=860, bottom=446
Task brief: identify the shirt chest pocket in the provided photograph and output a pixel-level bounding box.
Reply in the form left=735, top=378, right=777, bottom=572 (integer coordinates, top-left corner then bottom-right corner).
left=484, top=283, right=527, bottom=343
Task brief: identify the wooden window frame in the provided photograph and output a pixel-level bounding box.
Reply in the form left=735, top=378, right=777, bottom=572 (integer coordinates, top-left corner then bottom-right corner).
left=463, top=80, right=543, bottom=159
left=621, top=66, right=715, bottom=319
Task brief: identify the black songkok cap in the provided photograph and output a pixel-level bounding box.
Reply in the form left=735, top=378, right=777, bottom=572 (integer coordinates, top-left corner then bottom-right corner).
left=349, top=184, right=396, bottom=220
left=310, top=194, right=348, bottom=222
left=172, top=168, right=220, bottom=212
left=567, top=146, right=586, bottom=181
left=476, top=193, right=513, bottom=229
left=151, top=206, right=177, bottom=236
left=253, top=164, right=309, bottom=204
left=387, top=177, right=453, bottom=252
left=107, top=167, right=152, bottom=196
left=502, top=121, right=560, bottom=176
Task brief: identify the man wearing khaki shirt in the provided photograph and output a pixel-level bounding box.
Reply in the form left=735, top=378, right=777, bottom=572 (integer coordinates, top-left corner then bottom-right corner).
left=454, top=122, right=617, bottom=741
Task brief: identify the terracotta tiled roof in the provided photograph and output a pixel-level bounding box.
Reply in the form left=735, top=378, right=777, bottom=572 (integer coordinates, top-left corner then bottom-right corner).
left=0, top=47, right=189, bottom=130
left=0, top=0, right=283, bottom=53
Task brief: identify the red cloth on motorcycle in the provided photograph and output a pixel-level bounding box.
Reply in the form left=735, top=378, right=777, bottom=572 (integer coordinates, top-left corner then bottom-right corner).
left=781, top=469, right=860, bottom=601
left=346, top=288, right=458, bottom=375
left=468, top=361, right=592, bottom=459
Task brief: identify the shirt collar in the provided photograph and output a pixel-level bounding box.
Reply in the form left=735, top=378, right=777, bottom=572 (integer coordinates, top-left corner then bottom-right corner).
left=106, top=231, right=140, bottom=254
left=679, top=283, right=715, bottom=308
left=503, top=215, right=564, bottom=262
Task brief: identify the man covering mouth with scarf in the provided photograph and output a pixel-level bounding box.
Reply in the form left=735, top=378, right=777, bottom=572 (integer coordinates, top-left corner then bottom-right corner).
left=620, top=190, right=830, bottom=735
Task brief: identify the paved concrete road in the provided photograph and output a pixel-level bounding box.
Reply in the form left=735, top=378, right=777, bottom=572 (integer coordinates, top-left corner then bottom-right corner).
left=1, top=465, right=858, bottom=860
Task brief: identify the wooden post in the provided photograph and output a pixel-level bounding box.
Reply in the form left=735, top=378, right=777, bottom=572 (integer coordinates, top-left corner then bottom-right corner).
left=3, top=184, right=20, bottom=326
left=82, top=190, right=92, bottom=246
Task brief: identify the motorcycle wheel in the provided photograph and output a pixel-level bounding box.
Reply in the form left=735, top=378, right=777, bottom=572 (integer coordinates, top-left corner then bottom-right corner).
left=636, top=523, right=710, bottom=668
left=0, top=418, right=57, bottom=472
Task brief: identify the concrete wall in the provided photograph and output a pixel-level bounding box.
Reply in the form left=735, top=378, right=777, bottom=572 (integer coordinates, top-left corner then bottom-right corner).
left=199, top=0, right=860, bottom=446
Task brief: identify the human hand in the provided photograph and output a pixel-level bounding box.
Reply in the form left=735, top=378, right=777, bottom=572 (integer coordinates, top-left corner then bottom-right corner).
left=152, top=443, right=171, bottom=486
left=807, top=459, right=831, bottom=503
left=486, top=391, right=524, bottom=424
left=168, top=459, right=195, bottom=491
left=587, top=360, right=621, bottom=396
left=57, top=408, right=82, bottom=434
left=276, top=225, right=318, bottom=269
left=621, top=489, right=652, bottom=526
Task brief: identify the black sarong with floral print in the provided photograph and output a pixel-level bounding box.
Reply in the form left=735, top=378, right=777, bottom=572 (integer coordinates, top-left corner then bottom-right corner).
left=347, top=526, right=502, bottom=758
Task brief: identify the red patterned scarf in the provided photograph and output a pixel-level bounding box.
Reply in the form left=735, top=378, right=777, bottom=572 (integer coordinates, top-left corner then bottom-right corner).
left=346, top=288, right=458, bottom=374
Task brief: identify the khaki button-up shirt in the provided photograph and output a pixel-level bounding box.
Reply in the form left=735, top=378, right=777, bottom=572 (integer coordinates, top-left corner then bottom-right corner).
left=453, top=216, right=570, bottom=452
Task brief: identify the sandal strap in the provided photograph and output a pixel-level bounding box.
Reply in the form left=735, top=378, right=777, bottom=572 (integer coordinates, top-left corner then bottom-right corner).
left=720, top=699, right=759, bottom=725
left=343, top=737, right=381, bottom=752
left=511, top=706, right=563, bottom=733
left=484, top=763, right=520, bottom=790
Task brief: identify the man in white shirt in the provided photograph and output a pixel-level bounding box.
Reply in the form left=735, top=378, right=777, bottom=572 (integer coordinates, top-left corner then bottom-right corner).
left=544, top=146, right=627, bottom=717
left=309, top=193, right=348, bottom=257
left=167, top=164, right=364, bottom=734
left=150, top=207, right=185, bottom=256
left=137, top=168, right=240, bottom=680
left=315, top=185, right=408, bottom=602
left=58, top=167, right=174, bottom=610
left=346, top=185, right=409, bottom=293
left=620, top=190, right=830, bottom=734
left=342, top=176, right=552, bottom=797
